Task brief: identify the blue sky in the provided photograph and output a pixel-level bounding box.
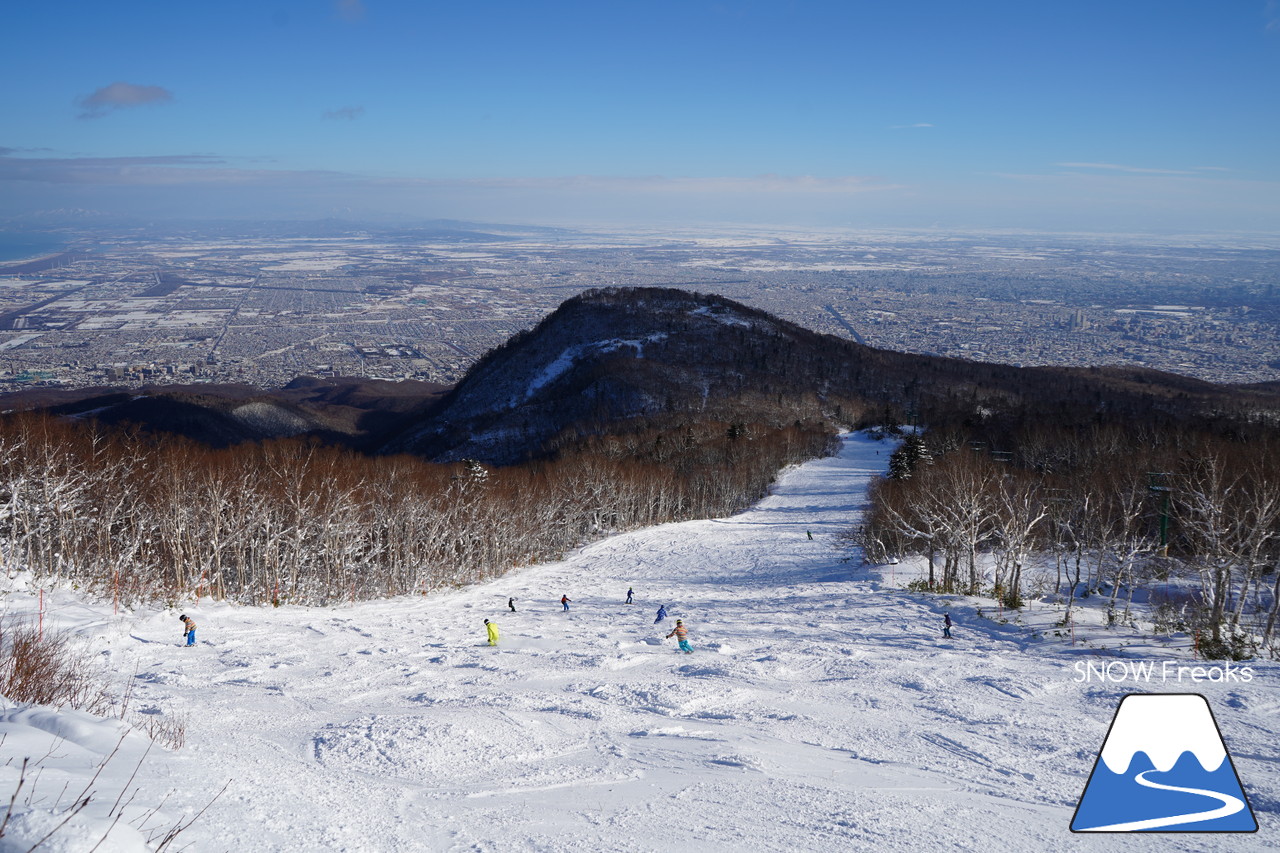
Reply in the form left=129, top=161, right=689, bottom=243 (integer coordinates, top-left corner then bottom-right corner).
left=2, top=1, right=1278, bottom=232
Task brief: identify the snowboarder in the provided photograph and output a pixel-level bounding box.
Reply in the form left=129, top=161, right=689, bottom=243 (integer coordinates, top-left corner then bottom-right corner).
left=179, top=614, right=196, bottom=646
left=508, top=597, right=516, bottom=612
left=484, top=619, right=499, bottom=646
left=666, top=619, right=693, bottom=654
left=943, top=613, right=952, bottom=639
left=626, top=587, right=634, bottom=605
left=561, top=594, right=571, bottom=612
left=654, top=604, right=668, bottom=624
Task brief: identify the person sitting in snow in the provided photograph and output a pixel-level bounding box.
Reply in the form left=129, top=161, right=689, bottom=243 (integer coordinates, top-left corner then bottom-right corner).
left=654, top=604, right=668, bottom=624
left=666, top=619, right=693, bottom=654
left=484, top=619, right=499, bottom=647
left=179, top=614, right=197, bottom=646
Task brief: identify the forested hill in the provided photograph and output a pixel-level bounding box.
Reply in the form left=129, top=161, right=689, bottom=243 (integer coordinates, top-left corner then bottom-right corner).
left=378, top=287, right=863, bottom=463
left=377, top=286, right=1280, bottom=464
left=3, top=286, right=1277, bottom=460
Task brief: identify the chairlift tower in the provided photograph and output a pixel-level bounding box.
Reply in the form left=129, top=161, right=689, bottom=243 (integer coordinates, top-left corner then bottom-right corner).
left=1147, top=471, right=1173, bottom=555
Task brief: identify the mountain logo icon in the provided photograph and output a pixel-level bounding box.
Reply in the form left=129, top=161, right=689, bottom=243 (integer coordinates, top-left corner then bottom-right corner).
left=1071, top=693, right=1258, bottom=833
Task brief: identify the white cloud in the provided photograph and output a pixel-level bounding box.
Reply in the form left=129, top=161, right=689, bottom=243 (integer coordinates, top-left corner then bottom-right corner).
left=76, top=82, right=174, bottom=119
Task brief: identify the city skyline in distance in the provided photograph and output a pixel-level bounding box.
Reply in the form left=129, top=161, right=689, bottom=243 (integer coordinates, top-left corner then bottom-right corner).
left=2, top=1, right=1279, bottom=234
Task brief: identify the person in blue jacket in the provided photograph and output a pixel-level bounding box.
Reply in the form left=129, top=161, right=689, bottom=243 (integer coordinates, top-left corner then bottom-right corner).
left=654, top=604, right=668, bottom=624
left=626, top=587, right=634, bottom=605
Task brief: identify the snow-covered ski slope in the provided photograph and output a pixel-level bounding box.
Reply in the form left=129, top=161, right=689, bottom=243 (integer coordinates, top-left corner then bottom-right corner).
left=3, top=432, right=1277, bottom=852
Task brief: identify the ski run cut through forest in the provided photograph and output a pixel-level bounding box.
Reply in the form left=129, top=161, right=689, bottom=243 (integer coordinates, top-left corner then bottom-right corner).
left=1, top=433, right=1277, bottom=852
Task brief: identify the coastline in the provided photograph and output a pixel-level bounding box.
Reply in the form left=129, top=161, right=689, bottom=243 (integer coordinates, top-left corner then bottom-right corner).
left=0, top=251, right=77, bottom=275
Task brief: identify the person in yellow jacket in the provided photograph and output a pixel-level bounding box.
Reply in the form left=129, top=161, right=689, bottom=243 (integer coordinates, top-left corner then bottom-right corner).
left=484, top=618, right=499, bottom=646
left=665, top=619, right=693, bottom=654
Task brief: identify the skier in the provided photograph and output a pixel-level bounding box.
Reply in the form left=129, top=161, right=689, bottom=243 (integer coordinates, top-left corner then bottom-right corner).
left=508, top=597, right=516, bottom=612
left=666, top=619, right=693, bottom=654
left=484, top=619, right=499, bottom=647
left=561, top=594, right=571, bottom=612
left=626, top=587, right=634, bottom=605
left=943, top=613, right=952, bottom=639
left=654, top=604, right=668, bottom=624
left=179, top=614, right=196, bottom=646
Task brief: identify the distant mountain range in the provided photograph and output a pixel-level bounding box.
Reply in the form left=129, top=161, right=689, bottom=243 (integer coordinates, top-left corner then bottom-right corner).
left=0, top=214, right=571, bottom=242
left=0, top=376, right=447, bottom=450
left=5, top=287, right=1278, bottom=461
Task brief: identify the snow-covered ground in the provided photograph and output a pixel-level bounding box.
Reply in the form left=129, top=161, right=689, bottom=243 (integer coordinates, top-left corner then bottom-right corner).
left=2, top=433, right=1276, bottom=851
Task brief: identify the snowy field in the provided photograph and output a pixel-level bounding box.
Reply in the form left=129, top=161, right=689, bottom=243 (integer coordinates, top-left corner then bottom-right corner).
left=2, top=433, right=1277, bottom=851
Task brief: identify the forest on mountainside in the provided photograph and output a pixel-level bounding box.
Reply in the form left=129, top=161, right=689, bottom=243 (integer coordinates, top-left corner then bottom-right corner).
left=6, top=286, right=1280, bottom=621
left=855, top=421, right=1280, bottom=660
left=0, top=413, right=834, bottom=607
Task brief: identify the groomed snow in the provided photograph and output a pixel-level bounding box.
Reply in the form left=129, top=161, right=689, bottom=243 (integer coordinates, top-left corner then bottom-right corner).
left=2, top=433, right=1276, bottom=851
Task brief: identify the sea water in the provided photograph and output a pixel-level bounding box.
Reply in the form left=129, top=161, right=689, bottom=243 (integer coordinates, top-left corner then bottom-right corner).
left=0, top=232, right=67, bottom=263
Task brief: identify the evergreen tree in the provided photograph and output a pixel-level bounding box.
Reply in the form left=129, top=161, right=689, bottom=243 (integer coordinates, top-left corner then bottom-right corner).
left=888, top=432, right=931, bottom=480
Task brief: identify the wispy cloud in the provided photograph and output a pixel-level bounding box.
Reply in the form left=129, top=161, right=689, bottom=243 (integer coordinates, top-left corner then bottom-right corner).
left=0, top=151, right=236, bottom=184
left=891, top=122, right=934, bottom=129
left=1056, top=162, right=1237, bottom=178
left=5, top=148, right=1276, bottom=232
left=1267, top=1, right=1280, bottom=33
left=0, top=153, right=896, bottom=198
left=1056, top=162, right=1197, bottom=176
left=76, top=82, right=174, bottom=119
left=422, top=175, right=901, bottom=195
left=323, top=106, right=366, bottom=121
left=335, top=0, right=366, bottom=22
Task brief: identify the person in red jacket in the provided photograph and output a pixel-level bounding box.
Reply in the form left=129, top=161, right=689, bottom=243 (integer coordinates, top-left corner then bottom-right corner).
left=561, top=594, right=571, bottom=612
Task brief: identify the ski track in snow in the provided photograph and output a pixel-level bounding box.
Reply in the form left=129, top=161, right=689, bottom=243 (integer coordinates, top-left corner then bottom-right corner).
left=4, top=433, right=1278, bottom=852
